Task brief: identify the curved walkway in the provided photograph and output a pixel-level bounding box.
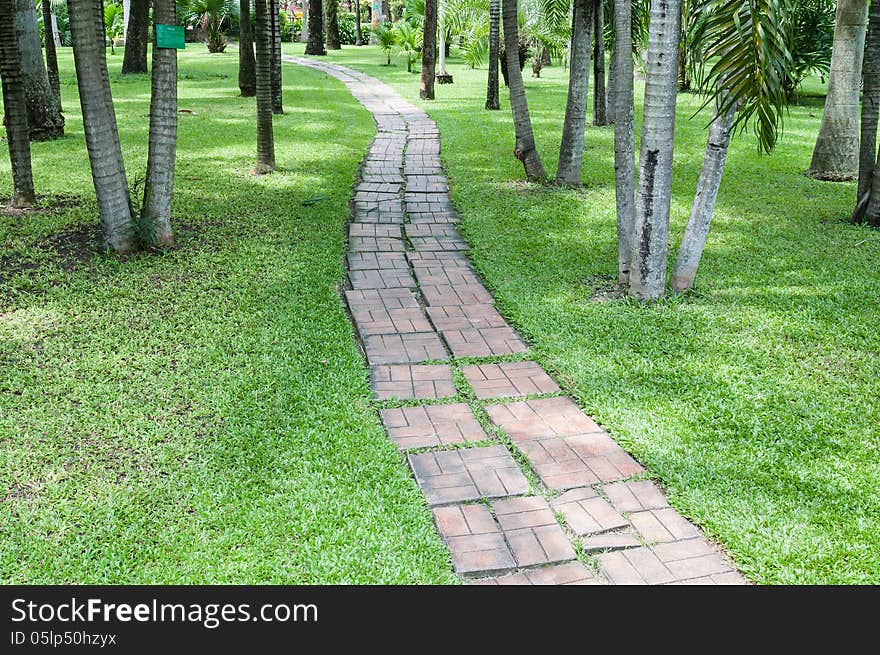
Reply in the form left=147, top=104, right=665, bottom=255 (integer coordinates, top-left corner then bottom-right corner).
left=288, top=55, right=747, bottom=585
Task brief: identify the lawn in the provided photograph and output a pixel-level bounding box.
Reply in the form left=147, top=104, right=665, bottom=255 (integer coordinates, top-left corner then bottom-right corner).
left=0, top=49, right=457, bottom=583
left=285, top=43, right=880, bottom=584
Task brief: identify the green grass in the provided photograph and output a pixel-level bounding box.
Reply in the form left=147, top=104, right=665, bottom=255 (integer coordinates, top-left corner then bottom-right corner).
left=0, top=48, right=458, bottom=583
left=285, top=43, right=880, bottom=584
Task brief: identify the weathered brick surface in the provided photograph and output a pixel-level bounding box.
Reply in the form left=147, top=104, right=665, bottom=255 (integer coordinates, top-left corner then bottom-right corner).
left=517, top=434, right=644, bottom=490
left=363, top=332, right=448, bottom=364
left=485, top=397, right=605, bottom=442
left=348, top=268, right=416, bottom=290
left=421, top=284, right=494, bottom=306
left=370, top=364, right=455, bottom=399
left=600, top=543, right=743, bottom=585
left=347, top=251, right=409, bottom=271
left=581, top=532, right=642, bottom=553
left=463, top=362, right=560, bottom=399
left=426, top=304, right=508, bottom=331
left=472, top=562, right=603, bottom=585
left=602, top=480, right=670, bottom=513
left=443, top=327, right=528, bottom=357
left=629, top=508, right=703, bottom=544
left=409, top=446, right=529, bottom=506
left=380, top=403, right=487, bottom=450
left=492, top=496, right=575, bottom=567
left=432, top=504, right=515, bottom=576
left=551, top=487, right=629, bottom=536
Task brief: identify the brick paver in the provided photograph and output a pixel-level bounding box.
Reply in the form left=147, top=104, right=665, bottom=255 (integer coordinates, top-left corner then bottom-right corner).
left=602, top=480, right=670, bottom=513
left=485, top=397, right=605, bottom=442
left=432, top=504, right=515, bottom=576
left=379, top=403, right=487, bottom=450
left=492, top=497, right=576, bottom=567
left=463, top=362, right=560, bottom=399
left=550, top=487, right=629, bottom=536
left=370, top=364, right=455, bottom=399
left=472, top=562, right=602, bottom=585
left=363, top=332, right=448, bottom=364
left=443, top=327, right=528, bottom=357
left=629, top=508, right=703, bottom=544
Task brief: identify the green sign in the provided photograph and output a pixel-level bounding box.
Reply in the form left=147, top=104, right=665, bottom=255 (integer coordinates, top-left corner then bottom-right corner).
left=156, top=24, right=185, bottom=49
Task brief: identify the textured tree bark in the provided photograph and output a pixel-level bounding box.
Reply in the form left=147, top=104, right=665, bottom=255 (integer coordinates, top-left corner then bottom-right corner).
left=808, top=0, right=869, bottom=180
left=592, top=0, right=607, bottom=125
left=420, top=0, right=437, bottom=99
left=486, top=0, right=500, bottom=109
left=670, top=102, right=735, bottom=293
left=301, top=1, right=309, bottom=42
left=613, top=0, right=634, bottom=285
left=239, top=0, right=257, bottom=96
left=326, top=0, right=341, bottom=49
left=13, top=0, right=64, bottom=140
left=122, top=0, right=149, bottom=74
left=270, top=0, right=283, bottom=113
left=502, top=0, right=546, bottom=180
left=0, top=0, right=35, bottom=207
left=254, top=0, right=276, bottom=173
left=41, top=0, right=61, bottom=104
left=305, top=0, right=326, bottom=54
left=629, top=0, right=681, bottom=300
left=555, top=0, right=592, bottom=186
left=606, top=41, right=616, bottom=123
left=67, top=0, right=137, bottom=253
left=855, top=0, right=880, bottom=216
left=142, top=0, right=177, bottom=247
left=355, top=0, right=363, bottom=45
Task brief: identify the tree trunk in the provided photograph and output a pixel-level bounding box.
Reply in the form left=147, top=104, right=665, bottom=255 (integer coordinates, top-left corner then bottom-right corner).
left=122, top=0, right=149, bottom=74
left=305, top=0, right=326, bottom=54
left=0, top=0, right=35, bottom=207
left=808, top=0, right=869, bottom=180
left=855, top=0, right=880, bottom=218
left=592, top=0, right=607, bottom=125
left=613, top=0, right=634, bottom=285
left=420, top=0, right=437, bottom=99
left=606, top=40, right=616, bottom=123
left=254, top=0, right=276, bottom=173
left=13, top=0, right=64, bottom=140
left=301, top=1, right=309, bottom=42
left=355, top=0, right=363, bottom=45
left=41, top=0, right=61, bottom=104
left=486, top=0, right=500, bottom=109
left=502, top=0, right=546, bottom=180
left=67, top=0, right=137, bottom=253
left=555, top=0, right=592, bottom=186
left=270, top=0, right=283, bottom=113
left=141, top=0, right=177, bottom=247
left=326, top=0, right=341, bottom=49
left=670, top=101, right=735, bottom=293
left=629, top=0, right=681, bottom=301
left=239, top=0, right=257, bottom=96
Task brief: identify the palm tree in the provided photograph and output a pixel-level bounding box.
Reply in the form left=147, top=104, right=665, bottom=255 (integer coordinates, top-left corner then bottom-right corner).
left=555, top=0, right=592, bottom=185
left=854, top=0, right=880, bottom=220
left=239, top=0, right=257, bottom=96
left=326, top=0, right=341, bottom=48
left=808, top=0, right=869, bottom=180
left=486, top=0, right=500, bottom=109
left=180, top=0, right=236, bottom=52
left=141, top=0, right=178, bottom=247
left=395, top=20, right=422, bottom=72
left=375, top=23, right=395, bottom=64
left=628, top=0, right=681, bottom=300
left=503, top=0, right=546, bottom=180
left=592, top=0, right=608, bottom=125
left=0, top=0, right=36, bottom=207
left=354, top=0, right=363, bottom=44
left=305, top=0, right=326, bottom=54
left=270, top=0, right=283, bottom=113
left=41, top=0, right=61, bottom=102
left=612, top=0, right=634, bottom=284
left=104, top=2, right=125, bottom=53
left=67, top=0, right=137, bottom=253
left=254, top=0, right=276, bottom=173
left=122, top=0, right=150, bottom=74
left=421, top=0, right=438, bottom=98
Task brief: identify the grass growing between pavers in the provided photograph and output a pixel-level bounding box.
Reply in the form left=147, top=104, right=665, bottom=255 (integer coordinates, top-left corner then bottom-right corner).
left=0, top=49, right=459, bottom=584
left=286, top=43, right=880, bottom=584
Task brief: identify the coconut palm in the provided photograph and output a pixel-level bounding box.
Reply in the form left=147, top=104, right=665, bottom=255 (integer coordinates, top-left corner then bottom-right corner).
left=305, top=0, right=326, bottom=54
left=853, top=0, right=880, bottom=225
left=239, top=0, right=257, bottom=96
left=421, top=0, right=437, bottom=98
left=394, top=19, right=422, bottom=72
left=41, top=0, right=62, bottom=102
left=375, top=23, right=395, bottom=64
left=326, top=0, right=341, bottom=48
left=122, top=0, right=149, bottom=73
left=254, top=0, right=276, bottom=173
left=104, top=2, right=125, bottom=54
left=592, top=0, right=608, bottom=125
left=179, top=0, right=237, bottom=52
left=555, top=0, right=592, bottom=185
left=612, top=0, right=635, bottom=284
left=486, top=0, right=500, bottom=108
left=270, top=0, right=282, bottom=112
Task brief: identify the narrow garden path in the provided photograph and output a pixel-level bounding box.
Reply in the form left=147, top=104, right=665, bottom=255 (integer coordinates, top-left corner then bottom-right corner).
left=287, top=55, right=748, bottom=585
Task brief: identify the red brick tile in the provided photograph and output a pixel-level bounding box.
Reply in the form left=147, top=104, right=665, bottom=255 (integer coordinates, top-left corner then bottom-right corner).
left=421, top=283, right=494, bottom=306
left=463, top=362, right=560, bottom=399
left=432, top=504, right=515, bottom=576
left=551, top=487, right=629, bottom=536
left=380, top=403, right=487, bottom=450
left=426, top=304, right=508, bottom=331
left=630, top=508, right=702, bottom=544
left=442, top=327, right=528, bottom=357
left=602, top=480, right=669, bottom=513
left=485, top=397, right=604, bottom=442
left=582, top=532, right=642, bottom=553
left=363, top=332, right=448, bottom=364
left=491, top=496, right=575, bottom=567
left=472, top=562, right=602, bottom=586
left=370, top=364, right=455, bottom=400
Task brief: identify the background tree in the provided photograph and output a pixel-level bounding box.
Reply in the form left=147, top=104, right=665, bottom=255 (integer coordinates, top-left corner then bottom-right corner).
left=592, top=0, right=607, bottom=125
left=179, top=0, right=236, bottom=52
left=485, top=0, right=500, bottom=108
left=375, top=23, right=395, bottom=63
left=142, top=0, right=178, bottom=247
left=420, top=0, right=437, bottom=98
left=0, top=0, right=36, bottom=207
left=613, top=0, right=634, bottom=284
left=808, top=0, right=869, bottom=180
left=354, top=0, right=363, bottom=44
left=394, top=19, right=422, bottom=72
left=305, top=0, right=326, bottom=53
left=254, top=0, right=276, bottom=173
left=12, top=0, right=64, bottom=140
left=41, top=0, right=61, bottom=102
left=122, top=0, right=150, bottom=74
left=239, top=0, right=256, bottom=96
left=854, top=0, right=880, bottom=224
left=555, top=0, right=591, bottom=185
left=67, top=0, right=137, bottom=253
left=270, top=0, right=283, bottom=112
left=326, top=0, right=341, bottom=48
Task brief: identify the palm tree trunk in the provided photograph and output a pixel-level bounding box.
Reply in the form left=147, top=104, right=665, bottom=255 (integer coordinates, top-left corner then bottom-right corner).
left=305, top=0, right=326, bottom=54
left=254, top=0, right=276, bottom=173
left=486, top=0, right=500, bottom=109
left=67, top=0, right=137, bottom=253
left=420, top=0, right=437, bottom=99
left=555, top=0, right=592, bottom=185
left=355, top=0, right=363, bottom=45
left=606, top=39, right=616, bottom=123
left=239, top=0, right=257, bottom=96
left=502, top=0, right=546, bottom=180
left=122, top=0, right=150, bottom=74
left=270, top=0, right=283, bottom=113
left=326, top=0, right=341, bottom=49
left=855, top=0, right=880, bottom=219
left=808, top=0, right=869, bottom=180
left=592, top=0, right=607, bottom=125
left=0, top=0, right=35, bottom=207
left=141, top=0, right=177, bottom=247
left=613, top=0, right=634, bottom=285
left=629, top=0, right=681, bottom=300
left=670, top=101, right=735, bottom=293
left=13, top=0, right=64, bottom=140
left=41, top=0, right=61, bottom=104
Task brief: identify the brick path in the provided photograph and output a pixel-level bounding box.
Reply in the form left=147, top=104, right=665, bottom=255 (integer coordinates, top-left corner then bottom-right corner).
left=287, top=55, right=747, bottom=585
